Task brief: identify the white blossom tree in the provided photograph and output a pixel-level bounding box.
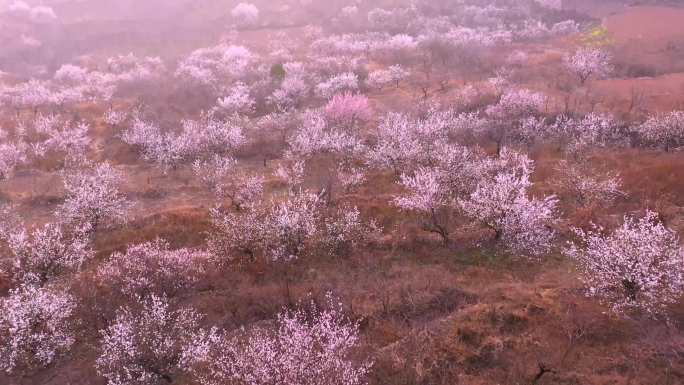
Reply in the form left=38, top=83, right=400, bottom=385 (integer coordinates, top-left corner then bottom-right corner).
left=216, top=82, right=256, bottom=115
left=0, top=285, right=77, bottom=375
left=563, top=47, right=613, bottom=85
left=0, top=79, right=54, bottom=113
left=57, top=162, right=130, bottom=232
left=104, top=108, right=128, bottom=128
left=178, top=113, right=246, bottom=159
left=390, top=144, right=502, bottom=246
left=1, top=222, right=92, bottom=287
left=315, top=72, right=359, bottom=99
left=459, top=157, right=558, bottom=256
left=321, top=205, right=382, bottom=257
left=553, top=160, right=624, bottom=207
left=0, top=140, right=27, bottom=180
left=367, top=109, right=453, bottom=173
left=176, top=44, right=257, bottom=92
left=122, top=114, right=245, bottom=172
left=95, top=295, right=200, bottom=385
left=268, top=75, right=310, bottom=111
left=181, top=294, right=372, bottom=385
left=43, top=121, right=91, bottom=158
left=231, top=3, right=260, bottom=28
left=393, top=167, right=452, bottom=245
left=366, top=64, right=411, bottom=90
left=366, top=69, right=393, bottom=90
left=483, top=88, right=547, bottom=154
left=565, top=210, right=684, bottom=316
left=193, top=155, right=264, bottom=210
left=264, top=191, right=323, bottom=262
left=208, top=205, right=269, bottom=262
left=535, top=0, right=562, bottom=10
left=388, top=64, right=410, bottom=88
left=106, top=53, right=166, bottom=85
left=284, top=111, right=366, bottom=201
left=275, top=158, right=306, bottom=190
left=552, top=113, right=626, bottom=154
left=97, top=239, right=212, bottom=300
left=121, top=118, right=182, bottom=171
left=636, top=111, right=684, bottom=151
left=209, top=190, right=328, bottom=263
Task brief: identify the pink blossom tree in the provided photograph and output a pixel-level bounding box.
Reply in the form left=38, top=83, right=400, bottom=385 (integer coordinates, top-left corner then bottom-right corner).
left=565, top=210, right=684, bottom=316
left=0, top=285, right=77, bottom=375
left=181, top=294, right=372, bottom=385
left=97, top=239, right=211, bottom=300
left=324, top=92, right=372, bottom=131
left=96, top=295, right=200, bottom=385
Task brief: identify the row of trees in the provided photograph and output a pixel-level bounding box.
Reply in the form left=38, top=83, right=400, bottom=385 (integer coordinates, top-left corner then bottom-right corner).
left=2, top=110, right=681, bottom=383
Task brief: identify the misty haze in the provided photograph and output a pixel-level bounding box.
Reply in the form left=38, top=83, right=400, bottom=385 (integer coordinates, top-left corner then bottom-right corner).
left=1, top=1, right=684, bottom=384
